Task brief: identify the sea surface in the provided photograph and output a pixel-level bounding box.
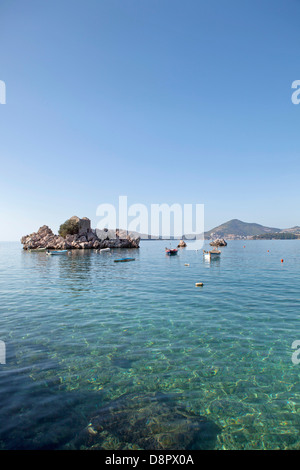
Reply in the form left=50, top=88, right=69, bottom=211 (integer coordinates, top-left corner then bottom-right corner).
left=0, top=240, right=299, bottom=450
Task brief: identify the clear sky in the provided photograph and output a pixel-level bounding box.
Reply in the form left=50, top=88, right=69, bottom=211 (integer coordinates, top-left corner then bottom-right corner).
left=1, top=0, right=300, bottom=240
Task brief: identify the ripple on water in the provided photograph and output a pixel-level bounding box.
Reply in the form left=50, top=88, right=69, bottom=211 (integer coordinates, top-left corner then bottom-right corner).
left=0, top=240, right=300, bottom=449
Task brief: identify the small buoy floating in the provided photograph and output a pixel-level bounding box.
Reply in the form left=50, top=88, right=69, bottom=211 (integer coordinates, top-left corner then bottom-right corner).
left=281, top=259, right=284, bottom=263
left=184, top=263, right=190, bottom=266
left=195, top=282, right=204, bottom=287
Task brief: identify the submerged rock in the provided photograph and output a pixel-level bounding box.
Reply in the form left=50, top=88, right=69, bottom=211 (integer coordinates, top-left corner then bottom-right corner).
left=73, top=392, right=220, bottom=450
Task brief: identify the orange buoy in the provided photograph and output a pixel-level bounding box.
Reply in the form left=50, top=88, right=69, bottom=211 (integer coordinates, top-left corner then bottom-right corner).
left=281, top=259, right=284, bottom=263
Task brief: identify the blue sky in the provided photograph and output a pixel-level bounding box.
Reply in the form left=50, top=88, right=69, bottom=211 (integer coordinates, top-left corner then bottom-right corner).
left=0, top=0, right=300, bottom=240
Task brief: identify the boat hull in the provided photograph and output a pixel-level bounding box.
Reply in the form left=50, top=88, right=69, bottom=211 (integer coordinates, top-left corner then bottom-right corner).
left=165, top=249, right=178, bottom=256
left=203, top=250, right=221, bottom=259
left=114, top=258, right=135, bottom=263
left=28, top=248, right=46, bottom=252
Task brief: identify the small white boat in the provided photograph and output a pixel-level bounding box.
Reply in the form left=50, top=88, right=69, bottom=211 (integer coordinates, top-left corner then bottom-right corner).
left=28, top=248, right=47, bottom=252
left=46, top=250, right=69, bottom=255
left=98, top=248, right=111, bottom=253
left=203, top=249, right=221, bottom=260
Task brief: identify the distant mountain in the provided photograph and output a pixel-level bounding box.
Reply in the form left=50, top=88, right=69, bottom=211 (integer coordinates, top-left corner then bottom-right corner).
left=205, top=219, right=281, bottom=239
left=128, top=220, right=300, bottom=241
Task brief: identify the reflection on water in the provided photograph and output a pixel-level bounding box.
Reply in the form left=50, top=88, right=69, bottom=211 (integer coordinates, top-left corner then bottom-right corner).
left=0, top=240, right=300, bottom=449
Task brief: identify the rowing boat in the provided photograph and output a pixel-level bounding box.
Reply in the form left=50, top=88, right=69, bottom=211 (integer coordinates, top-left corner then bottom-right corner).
left=165, top=248, right=178, bottom=256
left=114, top=258, right=135, bottom=263
left=203, top=249, right=221, bottom=259
left=46, top=250, right=69, bottom=255
left=28, top=248, right=46, bottom=252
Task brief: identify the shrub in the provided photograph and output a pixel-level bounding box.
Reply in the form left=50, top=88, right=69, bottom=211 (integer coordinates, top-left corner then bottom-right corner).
left=58, top=218, right=79, bottom=238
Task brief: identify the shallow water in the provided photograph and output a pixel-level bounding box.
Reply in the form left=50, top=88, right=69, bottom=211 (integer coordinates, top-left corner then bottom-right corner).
left=0, top=240, right=299, bottom=449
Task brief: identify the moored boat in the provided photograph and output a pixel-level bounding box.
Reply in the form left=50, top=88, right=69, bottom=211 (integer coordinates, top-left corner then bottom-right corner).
left=28, top=248, right=47, bottom=252
left=46, top=250, right=69, bottom=255
left=203, top=249, right=221, bottom=259
left=114, top=258, right=135, bottom=263
left=165, top=248, right=178, bottom=256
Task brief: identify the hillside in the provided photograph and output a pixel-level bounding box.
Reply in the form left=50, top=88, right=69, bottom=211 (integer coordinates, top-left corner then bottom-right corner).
left=253, top=232, right=298, bottom=240
left=205, top=219, right=281, bottom=239
left=280, top=226, right=300, bottom=234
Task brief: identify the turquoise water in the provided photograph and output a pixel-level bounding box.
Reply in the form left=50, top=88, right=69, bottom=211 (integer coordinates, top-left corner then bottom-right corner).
left=0, top=240, right=299, bottom=449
